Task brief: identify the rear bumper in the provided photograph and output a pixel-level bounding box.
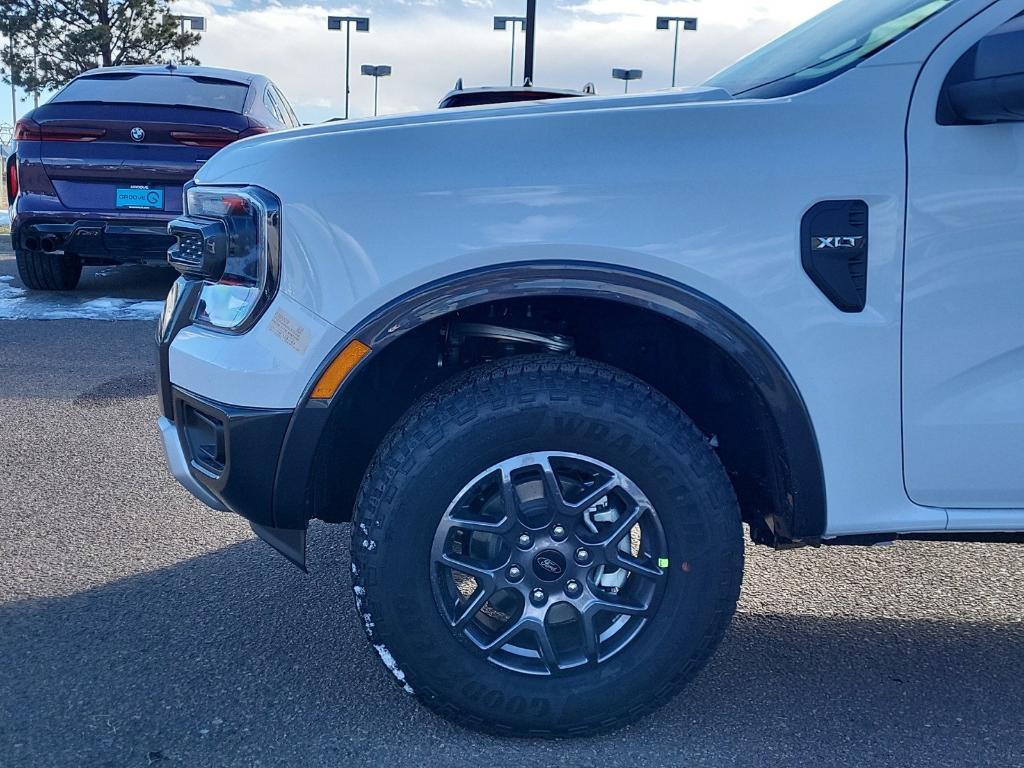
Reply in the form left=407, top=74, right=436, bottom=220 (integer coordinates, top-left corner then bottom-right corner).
left=12, top=212, right=175, bottom=262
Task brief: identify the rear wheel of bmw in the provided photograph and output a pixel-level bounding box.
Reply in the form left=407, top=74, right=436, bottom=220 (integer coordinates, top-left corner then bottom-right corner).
left=15, top=249, right=82, bottom=290
left=352, top=356, right=743, bottom=736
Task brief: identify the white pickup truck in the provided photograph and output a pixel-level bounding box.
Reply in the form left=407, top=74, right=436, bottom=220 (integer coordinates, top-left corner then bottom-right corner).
left=157, top=0, right=1024, bottom=736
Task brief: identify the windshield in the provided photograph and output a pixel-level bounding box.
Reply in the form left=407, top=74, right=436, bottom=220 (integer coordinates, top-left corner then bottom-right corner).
left=707, top=0, right=959, bottom=98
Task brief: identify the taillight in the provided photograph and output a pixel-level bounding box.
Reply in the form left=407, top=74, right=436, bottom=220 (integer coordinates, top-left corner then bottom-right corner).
left=239, top=125, right=271, bottom=139
left=5, top=155, right=17, bottom=201
left=14, top=118, right=105, bottom=142
left=14, top=118, right=40, bottom=141
left=170, top=131, right=239, bottom=148
left=41, top=127, right=106, bottom=142
left=171, top=123, right=270, bottom=149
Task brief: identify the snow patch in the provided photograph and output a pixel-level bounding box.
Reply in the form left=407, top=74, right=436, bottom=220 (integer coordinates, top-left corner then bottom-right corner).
left=0, top=276, right=163, bottom=321
left=361, top=539, right=377, bottom=551
left=373, top=643, right=414, bottom=695
left=353, top=585, right=366, bottom=596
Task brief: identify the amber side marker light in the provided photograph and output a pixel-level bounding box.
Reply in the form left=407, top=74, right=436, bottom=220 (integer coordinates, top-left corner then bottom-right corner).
left=311, top=340, right=371, bottom=400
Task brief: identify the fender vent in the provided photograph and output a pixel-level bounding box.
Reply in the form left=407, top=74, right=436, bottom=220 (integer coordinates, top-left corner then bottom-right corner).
left=801, top=200, right=869, bottom=313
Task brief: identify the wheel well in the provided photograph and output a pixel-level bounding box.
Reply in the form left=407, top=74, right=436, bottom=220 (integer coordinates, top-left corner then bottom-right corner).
left=308, top=295, right=822, bottom=547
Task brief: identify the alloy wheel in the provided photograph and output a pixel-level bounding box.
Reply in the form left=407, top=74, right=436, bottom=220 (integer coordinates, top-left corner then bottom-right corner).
left=430, top=452, right=668, bottom=676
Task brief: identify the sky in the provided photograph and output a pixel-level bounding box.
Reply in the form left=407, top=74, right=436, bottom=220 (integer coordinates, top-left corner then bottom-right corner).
left=1, top=0, right=840, bottom=127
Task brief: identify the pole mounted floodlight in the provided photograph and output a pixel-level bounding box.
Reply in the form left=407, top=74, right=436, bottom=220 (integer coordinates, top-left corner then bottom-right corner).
left=361, top=64, right=391, bottom=116
left=612, top=68, right=643, bottom=94
left=494, top=15, right=527, bottom=86
left=177, top=14, right=205, bottom=30
left=327, top=15, right=371, bottom=120
left=173, top=14, right=205, bottom=64
left=656, top=16, right=698, bottom=87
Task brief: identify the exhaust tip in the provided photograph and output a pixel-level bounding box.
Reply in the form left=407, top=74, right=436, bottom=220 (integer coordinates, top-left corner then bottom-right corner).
left=24, top=236, right=40, bottom=252
left=40, top=236, right=58, bottom=253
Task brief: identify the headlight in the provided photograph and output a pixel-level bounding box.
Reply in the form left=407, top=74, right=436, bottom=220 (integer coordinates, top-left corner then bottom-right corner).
left=167, top=185, right=281, bottom=333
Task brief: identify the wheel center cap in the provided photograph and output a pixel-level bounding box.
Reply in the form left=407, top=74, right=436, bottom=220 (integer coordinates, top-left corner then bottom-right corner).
left=532, top=549, right=567, bottom=582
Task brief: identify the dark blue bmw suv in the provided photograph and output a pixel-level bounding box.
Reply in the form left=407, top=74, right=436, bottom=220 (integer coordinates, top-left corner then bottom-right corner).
left=8, top=64, right=299, bottom=290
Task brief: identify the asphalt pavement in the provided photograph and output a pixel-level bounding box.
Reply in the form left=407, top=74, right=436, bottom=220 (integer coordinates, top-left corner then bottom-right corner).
left=1, top=239, right=1022, bottom=767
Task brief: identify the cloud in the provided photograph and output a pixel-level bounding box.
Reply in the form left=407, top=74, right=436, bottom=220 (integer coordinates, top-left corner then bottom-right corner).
left=185, top=0, right=836, bottom=122
left=2, top=0, right=838, bottom=125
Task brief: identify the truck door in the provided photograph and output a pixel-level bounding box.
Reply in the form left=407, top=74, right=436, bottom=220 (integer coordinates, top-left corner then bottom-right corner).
left=903, top=6, right=1024, bottom=509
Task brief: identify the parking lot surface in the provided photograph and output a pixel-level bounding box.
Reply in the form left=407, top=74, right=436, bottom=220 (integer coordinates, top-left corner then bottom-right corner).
left=1, top=240, right=1022, bottom=767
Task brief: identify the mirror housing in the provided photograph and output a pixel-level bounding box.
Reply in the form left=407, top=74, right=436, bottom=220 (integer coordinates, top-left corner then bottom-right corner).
left=939, top=15, right=1024, bottom=125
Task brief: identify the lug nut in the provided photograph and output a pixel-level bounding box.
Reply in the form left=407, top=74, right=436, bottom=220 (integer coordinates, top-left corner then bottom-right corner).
left=507, top=565, right=523, bottom=582
left=565, top=579, right=581, bottom=597
left=575, top=548, right=591, bottom=564
left=530, top=588, right=546, bottom=605
left=551, top=524, right=567, bottom=541
left=517, top=533, right=533, bottom=549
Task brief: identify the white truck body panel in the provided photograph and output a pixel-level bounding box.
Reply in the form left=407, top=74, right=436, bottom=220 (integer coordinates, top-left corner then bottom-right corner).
left=903, top=0, right=1024, bottom=508
left=168, top=0, right=1024, bottom=537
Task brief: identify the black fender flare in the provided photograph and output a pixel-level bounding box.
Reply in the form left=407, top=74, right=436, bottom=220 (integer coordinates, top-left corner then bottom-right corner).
left=271, top=261, right=826, bottom=545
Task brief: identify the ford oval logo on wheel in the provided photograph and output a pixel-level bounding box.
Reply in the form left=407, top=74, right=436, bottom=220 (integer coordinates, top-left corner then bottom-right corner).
left=130, top=127, right=145, bottom=142
left=537, top=556, right=562, bottom=575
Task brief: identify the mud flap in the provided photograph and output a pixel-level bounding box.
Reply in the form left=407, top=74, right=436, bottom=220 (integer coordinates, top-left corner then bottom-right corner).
left=250, top=522, right=307, bottom=572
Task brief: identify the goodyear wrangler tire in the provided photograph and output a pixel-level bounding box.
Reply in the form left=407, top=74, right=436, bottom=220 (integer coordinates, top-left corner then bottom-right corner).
left=351, top=356, right=743, bottom=736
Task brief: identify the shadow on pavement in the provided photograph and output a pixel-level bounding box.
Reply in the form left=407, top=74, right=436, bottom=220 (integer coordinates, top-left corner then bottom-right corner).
left=2, top=524, right=1022, bottom=768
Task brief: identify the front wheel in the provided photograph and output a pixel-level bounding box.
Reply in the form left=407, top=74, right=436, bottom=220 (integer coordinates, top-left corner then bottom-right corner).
left=352, top=356, right=743, bottom=736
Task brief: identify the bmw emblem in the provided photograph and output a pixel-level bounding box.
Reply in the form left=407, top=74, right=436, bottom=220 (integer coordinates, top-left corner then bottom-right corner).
left=130, top=127, right=145, bottom=142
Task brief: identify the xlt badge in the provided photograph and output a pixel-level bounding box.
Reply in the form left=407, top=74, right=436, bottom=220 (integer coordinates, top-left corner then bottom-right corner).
left=812, top=235, right=865, bottom=250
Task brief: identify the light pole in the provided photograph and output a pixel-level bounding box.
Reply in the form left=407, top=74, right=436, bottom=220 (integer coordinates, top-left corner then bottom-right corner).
left=174, top=14, right=206, bottom=64
left=612, top=68, right=643, bottom=94
left=8, top=25, right=15, bottom=124
left=32, top=42, right=38, bottom=108
left=3, top=15, right=18, bottom=124
left=524, top=0, right=536, bottom=86
left=656, top=16, right=697, bottom=88
left=360, top=65, right=391, bottom=117
left=493, top=15, right=526, bottom=87
left=327, top=15, right=370, bottom=120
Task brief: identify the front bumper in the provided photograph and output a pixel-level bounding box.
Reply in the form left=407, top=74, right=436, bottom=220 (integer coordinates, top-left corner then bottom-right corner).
left=157, top=277, right=314, bottom=570
left=159, top=383, right=307, bottom=568
left=158, top=416, right=228, bottom=512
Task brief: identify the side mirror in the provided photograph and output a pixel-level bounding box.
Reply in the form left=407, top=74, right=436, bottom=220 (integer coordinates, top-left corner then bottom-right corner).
left=940, top=15, right=1024, bottom=124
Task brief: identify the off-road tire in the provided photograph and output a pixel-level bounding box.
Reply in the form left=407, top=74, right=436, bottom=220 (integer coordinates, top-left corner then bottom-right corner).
left=15, top=250, right=83, bottom=290
left=351, top=355, right=743, bottom=736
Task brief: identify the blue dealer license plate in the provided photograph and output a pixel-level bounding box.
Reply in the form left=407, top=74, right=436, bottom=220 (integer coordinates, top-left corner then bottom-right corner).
left=116, top=187, right=164, bottom=210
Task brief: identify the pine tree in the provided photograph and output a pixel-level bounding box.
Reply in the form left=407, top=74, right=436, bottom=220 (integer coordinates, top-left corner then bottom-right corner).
left=1, top=0, right=201, bottom=98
